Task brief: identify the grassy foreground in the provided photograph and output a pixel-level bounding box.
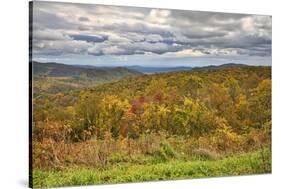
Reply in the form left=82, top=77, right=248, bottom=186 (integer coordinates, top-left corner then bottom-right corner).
left=32, top=149, right=271, bottom=188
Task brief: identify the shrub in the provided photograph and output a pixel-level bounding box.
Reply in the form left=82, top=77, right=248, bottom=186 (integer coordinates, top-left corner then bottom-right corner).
left=150, top=140, right=178, bottom=162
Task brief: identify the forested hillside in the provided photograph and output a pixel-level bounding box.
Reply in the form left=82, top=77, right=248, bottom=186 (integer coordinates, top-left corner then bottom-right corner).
left=32, top=65, right=271, bottom=187
left=32, top=61, right=142, bottom=94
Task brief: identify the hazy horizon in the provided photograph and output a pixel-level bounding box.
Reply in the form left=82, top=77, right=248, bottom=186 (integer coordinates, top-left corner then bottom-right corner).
left=33, top=60, right=271, bottom=68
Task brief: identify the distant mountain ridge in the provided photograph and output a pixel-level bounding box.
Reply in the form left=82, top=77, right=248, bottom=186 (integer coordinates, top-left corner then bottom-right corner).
left=33, top=62, right=257, bottom=76
left=124, top=66, right=192, bottom=74
left=32, top=62, right=267, bottom=94
left=71, top=65, right=193, bottom=74
left=192, top=63, right=247, bottom=71
left=33, top=61, right=142, bottom=78
left=72, top=63, right=250, bottom=74
left=126, top=63, right=251, bottom=73
left=32, top=61, right=143, bottom=94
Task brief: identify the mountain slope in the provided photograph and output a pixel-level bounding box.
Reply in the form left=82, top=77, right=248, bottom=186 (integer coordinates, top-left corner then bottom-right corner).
left=192, top=63, right=247, bottom=71
left=33, top=61, right=142, bottom=78
left=125, top=65, right=192, bottom=74
left=32, top=61, right=142, bottom=94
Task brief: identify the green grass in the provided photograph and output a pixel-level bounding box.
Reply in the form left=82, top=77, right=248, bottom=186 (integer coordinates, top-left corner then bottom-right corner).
left=32, top=149, right=271, bottom=188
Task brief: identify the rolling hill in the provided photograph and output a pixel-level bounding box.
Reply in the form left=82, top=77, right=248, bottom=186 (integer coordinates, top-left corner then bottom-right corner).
left=32, top=61, right=142, bottom=94
left=125, top=65, right=192, bottom=74
left=192, top=63, right=247, bottom=71
left=33, top=61, right=142, bottom=78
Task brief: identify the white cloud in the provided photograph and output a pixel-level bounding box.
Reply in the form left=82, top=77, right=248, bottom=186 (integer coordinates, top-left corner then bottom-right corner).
left=32, top=1, right=271, bottom=58
left=33, top=29, right=70, bottom=41
left=146, top=9, right=171, bottom=24
left=172, top=49, right=206, bottom=57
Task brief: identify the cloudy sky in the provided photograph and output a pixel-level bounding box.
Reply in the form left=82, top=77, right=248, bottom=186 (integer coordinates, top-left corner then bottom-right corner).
left=32, top=1, right=272, bottom=67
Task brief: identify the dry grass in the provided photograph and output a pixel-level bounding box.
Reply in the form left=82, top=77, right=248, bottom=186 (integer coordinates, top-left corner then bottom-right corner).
left=32, top=130, right=269, bottom=170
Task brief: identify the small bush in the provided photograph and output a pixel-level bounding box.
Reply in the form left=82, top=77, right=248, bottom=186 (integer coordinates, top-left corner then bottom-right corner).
left=160, top=141, right=178, bottom=158
left=151, top=140, right=178, bottom=162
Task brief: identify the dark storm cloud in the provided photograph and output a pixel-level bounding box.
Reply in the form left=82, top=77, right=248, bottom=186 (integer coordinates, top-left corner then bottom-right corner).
left=32, top=1, right=272, bottom=57
left=78, top=16, right=90, bottom=22
left=71, top=34, right=108, bottom=43
left=181, top=28, right=228, bottom=39
left=102, top=22, right=173, bottom=37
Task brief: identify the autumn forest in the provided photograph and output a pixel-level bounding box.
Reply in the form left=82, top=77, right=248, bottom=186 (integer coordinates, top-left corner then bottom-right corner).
left=32, top=62, right=271, bottom=187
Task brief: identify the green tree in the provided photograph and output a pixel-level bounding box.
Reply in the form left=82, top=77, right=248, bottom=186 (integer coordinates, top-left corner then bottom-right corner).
left=249, top=79, right=271, bottom=129
left=184, top=76, right=203, bottom=99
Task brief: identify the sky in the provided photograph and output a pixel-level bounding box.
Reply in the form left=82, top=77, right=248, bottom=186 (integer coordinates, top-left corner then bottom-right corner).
left=32, top=1, right=272, bottom=67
